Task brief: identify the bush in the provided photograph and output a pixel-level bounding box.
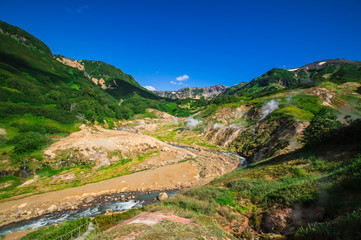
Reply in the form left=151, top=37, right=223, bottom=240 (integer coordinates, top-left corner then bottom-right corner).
left=115, top=106, right=133, bottom=119
left=9, top=132, right=48, bottom=154
left=21, top=217, right=89, bottom=240
left=297, top=209, right=361, bottom=240
left=93, top=209, right=140, bottom=231
left=303, top=107, right=343, bottom=146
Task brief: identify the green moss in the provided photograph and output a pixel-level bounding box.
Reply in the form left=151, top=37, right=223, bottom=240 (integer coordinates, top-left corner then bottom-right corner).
left=272, top=105, right=314, bottom=121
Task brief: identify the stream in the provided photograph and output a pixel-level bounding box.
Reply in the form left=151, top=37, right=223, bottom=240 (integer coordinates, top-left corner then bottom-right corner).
left=0, top=145, right=247, bottom=236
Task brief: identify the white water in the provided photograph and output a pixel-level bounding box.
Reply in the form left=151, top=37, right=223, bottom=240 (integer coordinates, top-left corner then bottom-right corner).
left=0, top=199, right=143, bottom=235
left=0, top=143, right=245, bottom=236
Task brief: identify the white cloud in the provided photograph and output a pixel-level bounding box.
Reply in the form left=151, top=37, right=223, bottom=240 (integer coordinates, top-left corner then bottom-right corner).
left=170, top=81, right=177, bottom=84
left=176, top=74, right=189, bottom=81
left=144, top=86, right=156, bottom=91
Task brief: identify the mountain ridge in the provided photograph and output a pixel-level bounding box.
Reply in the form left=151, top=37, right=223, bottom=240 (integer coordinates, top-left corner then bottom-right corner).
left=223, top=58, right=361, bottom=97
left=153, top=84, right=229, bottom=99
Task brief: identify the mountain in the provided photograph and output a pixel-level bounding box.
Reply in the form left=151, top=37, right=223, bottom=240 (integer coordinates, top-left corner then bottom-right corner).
left=1, top=19, right=361, bottom=240
left=0, top=20, right=112, bottom=123
left=55, top=56, right=160, bottom=100
left=224, top=59, right=361, bottom=97
left=153, top=84, right=228, bottom=99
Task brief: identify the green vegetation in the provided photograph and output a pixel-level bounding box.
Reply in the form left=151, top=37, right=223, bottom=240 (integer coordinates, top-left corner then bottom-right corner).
left=223, top=61, right=361, bottom=98
left=298, top=209, right=361, bottom=240
left=2, top=19, right=361, bottom=240
left=93, top=208, right=141, bottom=231
left=21, top=217, right=89, bottom=240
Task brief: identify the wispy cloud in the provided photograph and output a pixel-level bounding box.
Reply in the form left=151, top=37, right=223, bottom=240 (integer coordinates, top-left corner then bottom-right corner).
left=67, top=5, right=89, bottom=15
left=176, top=74, right=189, bottom=81
left=144, top=86, right=156, bottom=91
left=170, top=81, right=184, bottom=85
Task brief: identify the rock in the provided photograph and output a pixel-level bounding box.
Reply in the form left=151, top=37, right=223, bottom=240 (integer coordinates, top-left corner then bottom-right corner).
left=261, top=208, right=292, bottom=233
left=17, top=175, right=39, bottom=188
left=62, top=173, right=75, bottom=181
left=47, top=204, right=57, bottom=212
left=0, top=183, right=12, bottom=189
left=91, top=153, right=110, bottom=170
left=17, top=203, right=28, bottom=209
left=161, top=147, right=170, bottom=152
left=85, top=196, right=95, bottom=204
left=158, top=192, right=168, bottom=201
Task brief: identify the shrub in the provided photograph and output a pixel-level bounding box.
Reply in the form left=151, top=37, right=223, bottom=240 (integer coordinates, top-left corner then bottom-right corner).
left=93, top=209, right=140, bottom=231
left=115, top=106, right=133, bottom=119
left=21, top=217, right=89, bottom=240
left=9, top=132, right=48, bottom=154
left=297, top=209, right=361, bottom=240
left=303, top=107, right=343, bottom=146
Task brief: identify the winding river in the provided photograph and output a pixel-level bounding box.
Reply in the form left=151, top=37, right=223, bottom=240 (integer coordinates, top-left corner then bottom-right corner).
left=0, top=145, right=247, bottom=236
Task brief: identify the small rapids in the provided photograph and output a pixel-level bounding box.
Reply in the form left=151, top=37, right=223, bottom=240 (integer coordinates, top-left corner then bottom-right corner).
left=0, top=190, right=179, bottom=236
left=0, top=145, right=246, bottom=236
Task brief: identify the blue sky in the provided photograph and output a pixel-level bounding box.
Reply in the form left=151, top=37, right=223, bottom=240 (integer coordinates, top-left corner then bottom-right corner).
left=1, top=0, right=361, bottom=91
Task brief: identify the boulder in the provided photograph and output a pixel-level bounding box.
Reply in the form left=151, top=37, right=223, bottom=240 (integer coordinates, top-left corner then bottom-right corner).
left=158, top=192, right=168, bottom=201
left=85, top=196, right=95, bottom=204
left=47, top=204, right=57, bottom=212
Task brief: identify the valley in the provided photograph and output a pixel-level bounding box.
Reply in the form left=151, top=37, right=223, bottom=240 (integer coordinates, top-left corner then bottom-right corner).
left=0, top=19, right=361, bottom=239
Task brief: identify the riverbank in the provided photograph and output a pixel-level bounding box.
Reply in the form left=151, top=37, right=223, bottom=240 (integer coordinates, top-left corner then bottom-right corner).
left=0, top=147, right=243, bottom=231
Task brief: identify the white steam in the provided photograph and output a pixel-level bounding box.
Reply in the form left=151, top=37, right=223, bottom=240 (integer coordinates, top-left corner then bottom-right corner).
left=261, top=99, right=279, bottom=120
left=186, top=118, right=202, bottom=129
left=213, top=123, right=223, bottom=129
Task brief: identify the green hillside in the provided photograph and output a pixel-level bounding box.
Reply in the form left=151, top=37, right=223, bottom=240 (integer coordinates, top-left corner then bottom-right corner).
left=225, top=59, right=361, bottom=98
left=0, top=20, right=205, bottom=174
left=1, top=19, right=361, bottom=240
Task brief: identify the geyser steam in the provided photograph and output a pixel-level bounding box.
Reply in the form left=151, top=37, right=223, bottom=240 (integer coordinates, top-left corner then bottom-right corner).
left=261, top=99, right=279, bottom=120
left=186, top=118, right=202, bottom=129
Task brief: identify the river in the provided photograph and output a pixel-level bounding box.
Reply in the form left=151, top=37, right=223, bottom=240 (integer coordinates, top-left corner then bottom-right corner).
left=0, top=145, right=247, bottom=236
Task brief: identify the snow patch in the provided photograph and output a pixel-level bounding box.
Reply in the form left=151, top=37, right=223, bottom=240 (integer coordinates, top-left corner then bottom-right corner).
left=318, top=61, right=326, bottom=65
left=287, top=68, right=299, bottom=72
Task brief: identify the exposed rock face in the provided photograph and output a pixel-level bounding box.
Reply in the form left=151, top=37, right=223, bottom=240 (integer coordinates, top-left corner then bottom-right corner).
left=158, top=192, right=168, bottom=201
left=231, top=118, right=308, bottom=163
left=261, top=208, right=292, bottom=233
left=55, top=56, right=84, bottom=71
left=154, top=85, right=229, bottom=99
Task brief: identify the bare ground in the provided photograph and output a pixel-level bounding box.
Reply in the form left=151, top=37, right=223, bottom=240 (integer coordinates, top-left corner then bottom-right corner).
left=0, top=126, right=241, bottom=227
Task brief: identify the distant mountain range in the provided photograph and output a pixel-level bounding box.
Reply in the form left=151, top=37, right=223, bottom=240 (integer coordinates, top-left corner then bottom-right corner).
left=153, top=85, right=229, bottom=99
left=224, top=58, right=361, bottom=97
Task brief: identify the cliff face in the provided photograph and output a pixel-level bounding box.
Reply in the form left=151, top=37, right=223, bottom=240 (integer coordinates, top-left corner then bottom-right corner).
left=154, top=84, right=229, bottom=99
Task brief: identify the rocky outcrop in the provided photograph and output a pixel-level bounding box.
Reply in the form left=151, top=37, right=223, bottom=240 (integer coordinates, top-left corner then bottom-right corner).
left=231, top=118, right=308, bottom=163
left=55, top=56, right=84, bottom=71
left=154, top=85, right=229, bottom=99
left=158, top=192, right=168, bottom=201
